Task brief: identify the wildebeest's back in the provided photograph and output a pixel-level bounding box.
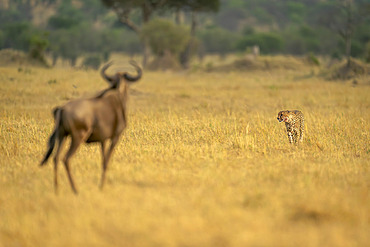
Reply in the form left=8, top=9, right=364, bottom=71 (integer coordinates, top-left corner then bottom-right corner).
left=87, top=93, right=126, bottom=142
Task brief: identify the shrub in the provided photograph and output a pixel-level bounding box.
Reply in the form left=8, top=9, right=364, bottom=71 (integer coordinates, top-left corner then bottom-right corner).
left=306, top=53, right=320, bottom=66
left=2, top=22, right=33, bottom=51
left=365, top=42, right=370, bottom=63
left=197, top=27, right=239, bottom=56
left=29, top=34, right=49, bottom=65
left=0, top=30, right=4, bottom=48
left=82, top=54, right=102, bottom=70
left=141, top=19, right=190, bottom=57
left=237, top=32, right=284, bottom=54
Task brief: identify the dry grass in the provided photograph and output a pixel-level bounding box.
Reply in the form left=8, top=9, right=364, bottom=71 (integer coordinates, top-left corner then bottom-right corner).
left=0, top=61, right=369, bottom=247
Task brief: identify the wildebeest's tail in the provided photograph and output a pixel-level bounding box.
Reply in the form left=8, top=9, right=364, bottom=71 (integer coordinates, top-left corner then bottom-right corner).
left=40, top=107, right=62, bottom=166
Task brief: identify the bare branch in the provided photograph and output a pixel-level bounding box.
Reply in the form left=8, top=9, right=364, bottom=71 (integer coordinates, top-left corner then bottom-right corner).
left=112, top=4, right=140, bottom=33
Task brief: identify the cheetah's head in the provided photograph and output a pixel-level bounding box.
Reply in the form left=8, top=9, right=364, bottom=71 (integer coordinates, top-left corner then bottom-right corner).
left=277, top=110, right=290, bottom=123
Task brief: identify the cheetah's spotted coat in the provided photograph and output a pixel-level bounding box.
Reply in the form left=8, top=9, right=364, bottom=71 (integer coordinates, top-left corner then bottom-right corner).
left=277, top=110, right=304, bottom=144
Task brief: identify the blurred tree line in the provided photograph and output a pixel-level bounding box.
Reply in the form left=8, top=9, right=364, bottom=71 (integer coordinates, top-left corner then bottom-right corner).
left=0, top=0, right=369, bottom=68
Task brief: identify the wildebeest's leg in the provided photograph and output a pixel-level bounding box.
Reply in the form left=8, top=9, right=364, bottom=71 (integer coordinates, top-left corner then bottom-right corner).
left=53, top=135, right=65, bottom=194
left=63, top=130, right=91, bottom=194
left=99, top=141, right=107, bottom=189
left=63, top=137, right=79, bottom=194
left=100, top=136, right=119, bottom=189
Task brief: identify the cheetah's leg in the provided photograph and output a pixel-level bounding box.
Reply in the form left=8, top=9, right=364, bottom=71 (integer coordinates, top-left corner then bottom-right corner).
left=299, top=120, right=304, bottom=143
left=299, top=132, right=303, bottom=143
left=287, top=131, right=293, bottom=144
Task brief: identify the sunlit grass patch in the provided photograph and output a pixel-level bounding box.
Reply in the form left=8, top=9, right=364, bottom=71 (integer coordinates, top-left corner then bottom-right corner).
left=0, top=64, right=369, bottom=247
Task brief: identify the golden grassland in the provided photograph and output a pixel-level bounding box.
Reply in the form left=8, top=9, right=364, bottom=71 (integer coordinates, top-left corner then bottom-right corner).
left=0, top=61, right=369, bottom=247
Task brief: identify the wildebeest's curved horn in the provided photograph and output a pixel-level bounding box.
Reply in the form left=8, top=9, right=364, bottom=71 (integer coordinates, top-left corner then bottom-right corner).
left=123, top=60, right=142, bottom=82
left=100, top=61, right=115, bottom=84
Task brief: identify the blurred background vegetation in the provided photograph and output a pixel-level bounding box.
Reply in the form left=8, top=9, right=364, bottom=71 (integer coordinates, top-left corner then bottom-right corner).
left=0, top=0, right=369, bottom=69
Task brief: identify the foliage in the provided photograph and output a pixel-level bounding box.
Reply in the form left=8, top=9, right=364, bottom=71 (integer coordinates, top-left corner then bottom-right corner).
left=366, top=42, right=370, bottom=63
left=48, top=28, right=81, bottom=66
left=101, top=0, right=169, bottom=31
left=0, top=31, right=4, bottom=48
left=0, top=0, right=369, bottom=63
left=102, top=0, right=220, bottom=67
left=82, top=54, right=102, bottom=70
left=237, top=32, right=284, bottom=54
left=102, top=0, right=219, bottom=13
left=283, top=25, right=321, bottom=55
left=141, top=19, right=190, bottom=57
left=1, top=22, right=34, bottom=51
left=167, top=0, right=219, bottom=12
left=306, top=52, right=320, bottom=66
left=46, top=23, right=142, bottom=66
left=214, top=7, right=246, bottom=31
left=47, top=13, right=82, bottom=30
left=215, top=0, right=370, bottom=57
left=29, top=33, right=49, bottom=65
left=80, top=0, right=108, bottom=21
left=47, top=0, right=104, bottom=29
left=47, top=0, right=84, bottom=30
left=0, top=8, right=26, bottom=24
left=197, top=27, right=239, bottom=55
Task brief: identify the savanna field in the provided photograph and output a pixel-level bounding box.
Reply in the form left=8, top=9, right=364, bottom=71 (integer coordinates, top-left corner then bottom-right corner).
left=0, top=58, right=369, bottom=247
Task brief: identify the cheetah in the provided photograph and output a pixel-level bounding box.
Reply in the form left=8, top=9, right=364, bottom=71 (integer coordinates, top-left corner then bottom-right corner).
left=277, top=110, right=304, bottom=144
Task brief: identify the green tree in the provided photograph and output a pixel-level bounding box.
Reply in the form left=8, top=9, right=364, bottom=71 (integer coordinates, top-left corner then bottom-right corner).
left=141, top=18, right=190, bottom=69
left=168, top=0, right=220, bottom=68
left=82, top=54, right=102, bottom=70
left=365, top=41, right=370, bottom=63
left=80, top=0, right=108, bottom=21
left=237, top=32, right=284, bottom=54
left=283, top=25, right=320, bottom=55
left=47, top=0, right=84, bottom=30
left=286, top=2, right=305, bottom=24
left=198, top=27, right=239, bottom=57
left=101, top=0, right=168, bottom=66
left=101, top=0, right=219, bottom=67
left=2, top=22, right=33, bottom=51
left=29, top=33, right=49, bottom=65
left=141, top=19, right=190, bottom=57
left=48, top=28, right=81, bottom=66
left=316, top=0, right=369, bottom=67
left=4, top=0, right=57, bottom=22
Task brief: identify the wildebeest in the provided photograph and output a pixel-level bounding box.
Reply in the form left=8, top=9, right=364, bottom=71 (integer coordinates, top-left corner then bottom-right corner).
left=40, top=61, right=142, bottom=194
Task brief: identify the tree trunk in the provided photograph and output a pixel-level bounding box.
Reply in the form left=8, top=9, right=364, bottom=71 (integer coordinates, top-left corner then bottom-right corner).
left=114, top=4, right=152, bottom=68
left=345, top=34, right=352, bottom=68
left=142, top=42, right=150, bottom=68
left=52, top=53, right=58, bottom=67
left=141, top=4, right=152, bottom=68
left=344, top=0, right=353, bottom=68
left=180, top=11, right=197, bottom=69
left=175, top=9, right=184, bottom=25
left=71, top=56, right=77, bottom=67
